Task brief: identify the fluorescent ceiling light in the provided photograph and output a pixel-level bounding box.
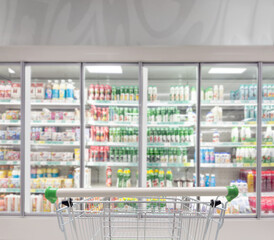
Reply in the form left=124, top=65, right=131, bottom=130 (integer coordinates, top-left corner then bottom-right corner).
left=8, top=68, right=15, bottom=74
left=208, top=68, right=246, bottom=74
left=86, top=66, right=123, bottom=74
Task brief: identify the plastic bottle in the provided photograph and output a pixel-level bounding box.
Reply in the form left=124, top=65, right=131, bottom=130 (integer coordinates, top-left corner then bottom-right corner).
left=59, top=79, right=66, bottom=100
left=52, top=80, right=60, bottom=100
left=66, top=79, right=74, bottom=100
left=240, top=127, right=246, bottom=142
left=210, top=174, right=216, bottom=187
left=213, top=130, right=220, bottom=143
left=12, top=166, right=20, bottom=178
left=219, top=85, right=224, bottom=101
left=106, top=166, right=112, bottom=187
left=45, top=80, right=52, bottom=99
left=184, top=85, right=190, bottom=101
left=247, top=172, right=254, bottom=192
left=200, top=174, right=205, bottom=187
left=159, top=169, right=165, bottom=187
left=231, top=127, right=239, bottom=142
left=205, top=174, right=210, bottom=187
left=166, top=169, right=173, bottom=187
left=191, top=87, right=196, bottom=102
left=213, top=85, right=218, bottom=101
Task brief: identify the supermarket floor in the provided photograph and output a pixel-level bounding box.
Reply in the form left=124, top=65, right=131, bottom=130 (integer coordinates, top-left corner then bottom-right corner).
left=0, top=217, right=274, bottom=240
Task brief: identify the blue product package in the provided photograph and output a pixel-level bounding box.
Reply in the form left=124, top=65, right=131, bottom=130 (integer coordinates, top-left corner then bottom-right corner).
left=52, top=88, right=59, bottom=99
left=0, top=150, right=4, bottom=160
left=0, top=130, right=5, bottom=140
left=210, top=175, right=216, bottom=187
left=66, top=88, right=74, bottom=99
left=209, top=148, right=215, bottom=163
left=205, top=174, right=210, bottom=187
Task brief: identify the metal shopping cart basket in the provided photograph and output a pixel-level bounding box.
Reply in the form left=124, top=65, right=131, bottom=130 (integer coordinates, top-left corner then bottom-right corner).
left=45, top=186, right=238, bottom=240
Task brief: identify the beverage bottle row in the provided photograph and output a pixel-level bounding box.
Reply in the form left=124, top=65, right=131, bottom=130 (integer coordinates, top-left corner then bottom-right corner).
left=146, top=168, right=173, bottom=188
left=148, top=86, right=158, bottom=102
left=202, top=85, right=224, bottom=101
left=262, top=84, right=274, bottom=99
left=262, top=147, right=274, bottom=163
left=32, top=80, right=77, bottom=100
left=235, top=147, right=256, bottom=163
left=244, top=106, right=257, bottom=120
left=116, top=168, right=132, bottom=188
left=109, top=127, right=138, bottom=143
left=147, top=147, right=188, bottom=163
left=31, top=167, right=61, bottom=178
left=109, top=147, right=138, bottom=163
left=230, top=84, right=257, bottom=101
left=262, top=106, right=274, bottom=121
left=147, top=127, right=194, bottom=144
left=231, top=126, right=252, bottom=142
left=263, top=126, right=274, bottom=143
left=193, top=173, right=216, bottom=187
left=109, top=107, right=139, bottom=122
left=169, top=85, right=195, bottom=101
left=88, top=84, right=139, bottom=101
left=147, top=107, right=180, bottom=123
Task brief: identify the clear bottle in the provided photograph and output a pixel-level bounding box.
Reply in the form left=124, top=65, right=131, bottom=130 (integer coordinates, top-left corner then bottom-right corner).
left=45, top=80, right=52, bottom=99
left=59, top=79, right=66, bottom=100
left=219, top=85, right=224, bottom=101
left=210, top=174, right=216, bottom=187
left=52, top=80, right=60, bottom=100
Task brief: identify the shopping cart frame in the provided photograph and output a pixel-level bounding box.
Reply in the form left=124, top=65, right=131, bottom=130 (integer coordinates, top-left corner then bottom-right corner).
left=46, top=186, right=238, bottom=240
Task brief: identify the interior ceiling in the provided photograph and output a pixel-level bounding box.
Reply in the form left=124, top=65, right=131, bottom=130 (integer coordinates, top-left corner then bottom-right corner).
left=0, top=63, right=274, bottom=81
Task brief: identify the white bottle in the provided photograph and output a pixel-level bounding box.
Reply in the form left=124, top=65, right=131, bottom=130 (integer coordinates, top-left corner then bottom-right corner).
left=231, top=127, right=239, bottom=142
left=213, top=85, right=219, bottom=101
left=245, top=127, right=251, bottom=140
left=219, top=85, right=224, bottom=101
left=240, top=127, right=246, bottom=142
left=184, top=85, right=190, bottom=101
left=59, top=79, right=66, bottom=100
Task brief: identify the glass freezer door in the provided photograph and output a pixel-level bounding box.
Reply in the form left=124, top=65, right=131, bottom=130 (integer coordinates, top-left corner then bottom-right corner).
left=26, top=64, right=81, bottom=214
left=0, top=64, right=21, bottom=214
left=261, top=64, right=274, bottom=216
left=201, top=64, right=258, bottom=215
left=144, top=65, right=198, bottom=188
left=84, top=64, right=139, bottom=188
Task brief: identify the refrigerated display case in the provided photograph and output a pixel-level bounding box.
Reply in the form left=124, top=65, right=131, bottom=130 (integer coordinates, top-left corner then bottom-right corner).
left=200, top=64, right=258, bottom=215
left=1, top=61, right=274, bottom=218
left=84, top=64, right=139, bottom=188
left=26, top=64, right=81, bottom=214
left=0, top=64, right=21, bottom=214
left=261, top=64, right=274, bottom=215
left=144, top=65, right=197, bottom=188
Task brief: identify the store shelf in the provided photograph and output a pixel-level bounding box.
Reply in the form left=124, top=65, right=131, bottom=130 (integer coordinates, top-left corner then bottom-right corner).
left=31, top=161, right=79, bottom=166
left=31, top=100, right=80, bottom=107
left=86, top=141, right=138, bottom=147
left=201, top=122, right=256, bottom=127
left=31, top=120, right=80, bottom=126
left=87, top=100, right=138, bottom=106
left=201, top=142, right=256, bottom=147
left=0, top=188, right=20, bottom=193
left=201, top=100, right=257, bottom=106
left=0, top=120, right=20, bottom=126
left=247, top=192, right=274, bottom=197
left=0, top=99, right=20, bottom=105
left=147, top=142, right=194, bottom=148
left=86, top=121, right=138, bottom=127
left=147, top=162, right=194, bottom=168
left=148, top=122, right=194, bottom=127
left=86, top=162, right=138, bottom=167
left=30, top=189, right=45, bottom=194
left=31, top=141, right=80, bottom=146
left=0, top=140, right=20, bottom=145
left=0, top=161, right=20, bottom=165
left=148, top=101, right=196, bottom=107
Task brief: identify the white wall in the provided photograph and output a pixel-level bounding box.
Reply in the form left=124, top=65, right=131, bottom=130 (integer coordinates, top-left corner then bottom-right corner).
left=0, top=217, right=273, bottom=240
left=1, top=0, right=274, bottom=46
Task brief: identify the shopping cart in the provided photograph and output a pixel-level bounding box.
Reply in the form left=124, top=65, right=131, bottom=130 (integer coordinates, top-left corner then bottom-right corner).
left=45, top=186, right=238, bottom=240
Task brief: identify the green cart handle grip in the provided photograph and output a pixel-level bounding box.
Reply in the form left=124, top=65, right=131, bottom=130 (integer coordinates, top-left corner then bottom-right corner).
left=45, top=187, right=58, bottom=204
left=45, top=186, right=239, bottom=204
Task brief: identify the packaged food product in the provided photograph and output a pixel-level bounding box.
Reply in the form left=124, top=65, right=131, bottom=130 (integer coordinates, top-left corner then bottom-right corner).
left=11, top=83, right=21, bottom=99
left=62, top=131, right=76, bottom=141
left=40, top=132, right=52, bottom=141
left=31, top=194, right=43, bottom=212
left=35, top=83, right=45, bottom=99
left=74, top=149, right=80, bottom=162
left=37, top=152, right=52, bottom=161
left=5, top=110, right=20, bottom=120
left=31, top=83, right=36, bottom=99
